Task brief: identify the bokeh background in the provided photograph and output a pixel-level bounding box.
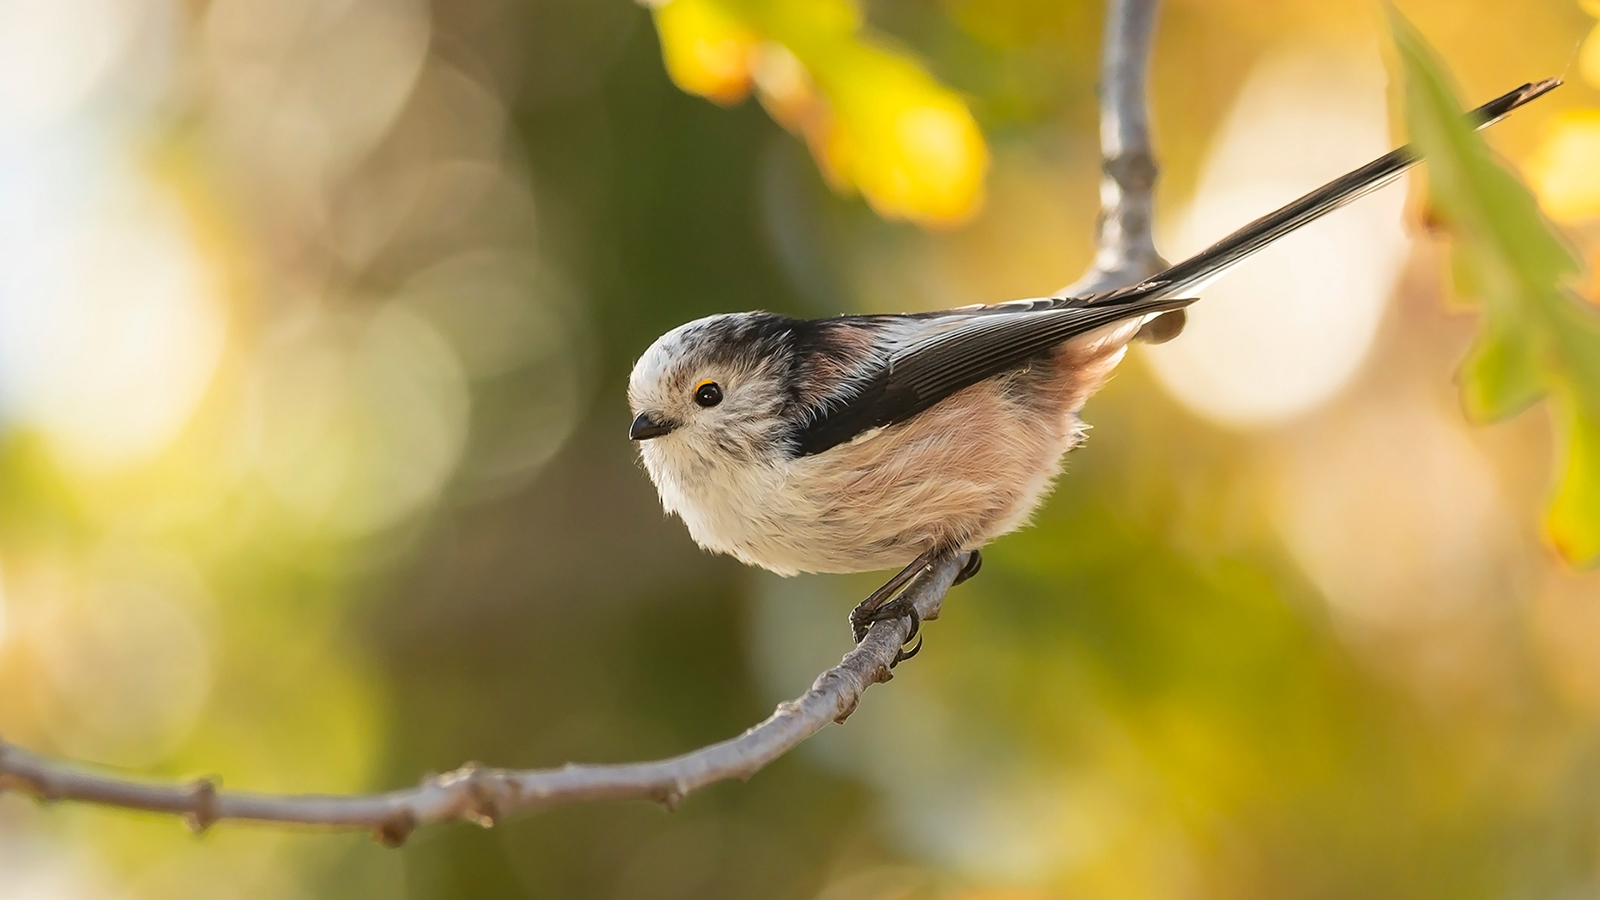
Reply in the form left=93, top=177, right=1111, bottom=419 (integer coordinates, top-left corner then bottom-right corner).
left=2, top=0, right=1599, bottom=897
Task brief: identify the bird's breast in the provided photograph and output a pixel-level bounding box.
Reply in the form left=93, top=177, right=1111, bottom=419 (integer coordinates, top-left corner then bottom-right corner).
left=640, top=439, right=823, bottom=575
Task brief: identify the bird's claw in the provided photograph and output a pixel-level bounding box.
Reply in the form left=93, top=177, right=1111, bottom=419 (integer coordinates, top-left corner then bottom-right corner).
left=953, top=549, right=982, bottom=586
left=849, top=594, right=922, bottom=666
left=892, top=632, right=923, bottom=667
left=847, top=547, right=972, bottom=668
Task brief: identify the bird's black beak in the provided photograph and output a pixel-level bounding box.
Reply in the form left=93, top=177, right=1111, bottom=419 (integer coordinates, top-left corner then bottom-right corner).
left=629, top=411, right=677, bottom=441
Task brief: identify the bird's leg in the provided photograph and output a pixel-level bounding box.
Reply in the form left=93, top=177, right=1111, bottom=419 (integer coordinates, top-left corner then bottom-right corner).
left=849, top=548, right=937, bottom=645
left=849, top=548, right=982, bottom=666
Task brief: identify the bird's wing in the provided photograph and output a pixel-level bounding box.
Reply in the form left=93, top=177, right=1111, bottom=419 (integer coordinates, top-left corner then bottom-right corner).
left=789, top=295, right=1194, bottom=456
left=788, top=77, right=1560, bottom=457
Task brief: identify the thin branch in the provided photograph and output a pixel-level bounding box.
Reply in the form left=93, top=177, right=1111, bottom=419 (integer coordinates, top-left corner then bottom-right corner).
left=0, top=0, right=1167, bottom=845
left=1064, top=0, right=1166, bottom=295
left=0, top=553, right=966, bottom=845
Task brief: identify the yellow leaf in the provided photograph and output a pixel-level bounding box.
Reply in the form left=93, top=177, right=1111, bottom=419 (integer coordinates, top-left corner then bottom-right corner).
left=812, top=45, right=989, bottom=224
left=650, top=0, right=989, bottom=226
left=653, top=0, right=760, bottom=104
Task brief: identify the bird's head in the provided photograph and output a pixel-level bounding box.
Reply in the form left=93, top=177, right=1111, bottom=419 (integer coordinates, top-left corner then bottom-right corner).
left=627, top=313, right=796, bottom=468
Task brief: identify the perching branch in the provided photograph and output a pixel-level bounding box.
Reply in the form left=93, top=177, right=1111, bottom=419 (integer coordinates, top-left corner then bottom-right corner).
left=0, top=554, right=966, bottom=844
left=0, top=0, right=1167, bottom=843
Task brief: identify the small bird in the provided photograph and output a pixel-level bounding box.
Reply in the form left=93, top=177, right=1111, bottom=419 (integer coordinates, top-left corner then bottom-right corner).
left=627, top=80, right=1557, bottom=653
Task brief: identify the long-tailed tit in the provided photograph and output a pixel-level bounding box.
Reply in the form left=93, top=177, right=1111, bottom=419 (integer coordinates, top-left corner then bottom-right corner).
left=627, top=80, right=1558, bottom=651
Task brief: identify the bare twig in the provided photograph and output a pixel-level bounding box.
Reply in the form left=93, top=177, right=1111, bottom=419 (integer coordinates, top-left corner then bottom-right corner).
left=0, top=0, right=1168, bottom=844
left=1064, top=0, right=1166, bottom=295
left=0, top=553, right=966, bottom=845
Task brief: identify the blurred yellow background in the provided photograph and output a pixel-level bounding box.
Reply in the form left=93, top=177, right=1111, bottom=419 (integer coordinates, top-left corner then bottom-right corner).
left=1, top=0, right=1598, bottom=898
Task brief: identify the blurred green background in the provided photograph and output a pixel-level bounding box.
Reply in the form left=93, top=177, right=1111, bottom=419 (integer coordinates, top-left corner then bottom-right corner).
left=2, top=0, right=1600, bottom=898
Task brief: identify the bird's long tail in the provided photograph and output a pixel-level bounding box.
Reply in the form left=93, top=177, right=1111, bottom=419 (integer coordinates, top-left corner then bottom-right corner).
left=1080, top=78, right=1561, bottom=309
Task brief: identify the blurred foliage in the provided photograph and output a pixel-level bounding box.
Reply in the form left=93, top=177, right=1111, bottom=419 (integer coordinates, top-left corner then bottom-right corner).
left=651, top=0, right=989, bottom=225
left=2, top=1, right=1600, bottom=900
left=1529, top=0, right=1600, bottom=220
left=1394, top=11, right=1600, bottom=564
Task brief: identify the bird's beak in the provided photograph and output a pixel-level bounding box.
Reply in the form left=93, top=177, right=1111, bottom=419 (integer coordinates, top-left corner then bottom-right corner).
left=629, top=411, right=677, bottom=441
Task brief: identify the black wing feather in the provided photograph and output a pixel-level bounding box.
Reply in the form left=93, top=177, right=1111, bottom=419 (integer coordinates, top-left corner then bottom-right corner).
left=788, top=78, right=1560, bottom=457
left=791, top=295, right=1193, bottom=456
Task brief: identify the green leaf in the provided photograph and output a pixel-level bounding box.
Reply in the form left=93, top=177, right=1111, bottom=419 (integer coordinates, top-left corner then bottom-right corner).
left=1391, top=9, right=1600, bottom=564
left=1459, top=316, right=1545, bottom=420
left=1549, top=391, right=1600, bottom=562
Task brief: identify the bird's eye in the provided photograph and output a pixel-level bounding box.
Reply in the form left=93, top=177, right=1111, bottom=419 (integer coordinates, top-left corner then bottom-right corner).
left=693, top=380, right=723, bottom=408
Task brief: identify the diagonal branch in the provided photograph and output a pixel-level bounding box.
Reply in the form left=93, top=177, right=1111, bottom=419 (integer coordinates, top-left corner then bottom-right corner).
left=0, top=554, right=966, bottom=845
left=0, top=0, right=1167, bottom=845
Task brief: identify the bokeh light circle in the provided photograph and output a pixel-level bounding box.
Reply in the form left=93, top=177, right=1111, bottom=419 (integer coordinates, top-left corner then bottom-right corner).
left=1145, top=46, right=1410, bottom=427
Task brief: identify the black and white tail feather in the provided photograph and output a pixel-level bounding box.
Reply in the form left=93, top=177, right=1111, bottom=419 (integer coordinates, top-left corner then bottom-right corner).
left=785, top=78, right=1560, bottom=457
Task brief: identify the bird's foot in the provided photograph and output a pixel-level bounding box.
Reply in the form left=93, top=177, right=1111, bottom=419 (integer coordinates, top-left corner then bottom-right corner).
left=848, top=548, right=979, bottom=666
left=848, top=548, right=951, bottom=667
left=849, top=595, right=922, bottom=667
left=849, top=551, right=934, bottom=642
